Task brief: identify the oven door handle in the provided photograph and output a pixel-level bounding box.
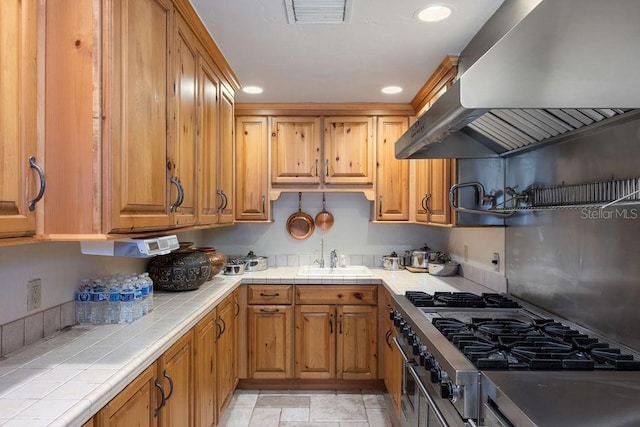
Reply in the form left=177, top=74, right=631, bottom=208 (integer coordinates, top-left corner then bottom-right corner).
left=408, top=364, right=451, bottom=427
left=392, top=336, right=412, bottom=362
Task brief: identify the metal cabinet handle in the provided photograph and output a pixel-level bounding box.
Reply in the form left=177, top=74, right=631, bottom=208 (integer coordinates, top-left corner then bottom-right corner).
left=315, top=159, right=319, bottom=176
left=385, top=330, right=393, bottom=348
left=259, top=308, right=280, bottom=313
left=329, top=313, right=334, bottom=334
left=424, top=193, right=432, bottom=214
left=162, top=370, right=174, bottom=401
left=325, top=159, right=329, bottom=177
left=28, top=156, right=45, bottom=211
left=338, top=314, right=343, bottom=334
left=221, top=190, right=228, bottom=211
left=154, top=379, right=166, bottom=416
left=217, top=190, right=225, bottom=211
left=214, top=318, right=222, bottom=343
left=177, top=180, right=185, bottom=208
left=261, top=195, right=265, bottom=213
left=169, top=176, right=181, bottom=212
left=379, top=196, right=383, bottom=216
left=219, top=315, right=226, bottom=335
left=234, top=300, right=240, bottom=317
left=259, top=292, right=280, bottom=297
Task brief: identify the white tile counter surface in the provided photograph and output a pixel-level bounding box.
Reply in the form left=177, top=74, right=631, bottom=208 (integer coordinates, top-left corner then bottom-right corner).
left=0, top=268, right=491, bottom=426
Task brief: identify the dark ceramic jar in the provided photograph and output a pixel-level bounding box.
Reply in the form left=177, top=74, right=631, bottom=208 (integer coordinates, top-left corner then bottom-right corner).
left=192, top=247, right=227, bottom=279
left=147, top=249, right=212, bottom=291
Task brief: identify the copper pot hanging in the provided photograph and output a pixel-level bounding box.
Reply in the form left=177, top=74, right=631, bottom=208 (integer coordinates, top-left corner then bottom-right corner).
left=286, top=192, right=315, bottom=240
left=315, top=193, right=334, bottom=231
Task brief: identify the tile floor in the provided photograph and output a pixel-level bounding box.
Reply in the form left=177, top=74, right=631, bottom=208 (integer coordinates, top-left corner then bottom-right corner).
left=218, top=390, right=394, bottom=427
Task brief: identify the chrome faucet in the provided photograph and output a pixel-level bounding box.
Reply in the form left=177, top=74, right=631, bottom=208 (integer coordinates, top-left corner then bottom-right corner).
left=314, top=238, right=325, bottom=268
left=330, top=249, right=338, bottom=269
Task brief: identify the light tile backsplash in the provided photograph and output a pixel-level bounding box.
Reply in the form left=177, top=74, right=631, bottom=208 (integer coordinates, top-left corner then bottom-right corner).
left=0, top=302, right=81, bottom=357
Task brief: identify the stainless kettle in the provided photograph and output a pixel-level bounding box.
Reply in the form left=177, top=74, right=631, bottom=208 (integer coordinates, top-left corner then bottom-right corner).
left=411, top=244, right=439, bottom=269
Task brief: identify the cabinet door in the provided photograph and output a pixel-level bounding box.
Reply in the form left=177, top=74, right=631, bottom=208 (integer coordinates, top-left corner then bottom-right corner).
left=106, top=0, right=173, bottom=232
left=171, top=13, right=199, bottom=226
left=248, top=305, right=293, bottom=379
left=157, top=331, right=194, bottom=427
left=337, top=305, right=377, bottom=380
left=216, top=294, right=237, bottom=414
left=271, top=117, right=322, bottom=185
left=414, top=159, right=452, bottom=225
left=197, top=57, right=221, bottom=226
left=426, top=159, right=452, bottom=225
left=414, top=159, right=430, bottom=223
left=0, top=0, right=37, bottom=238
left=376, top=117, right=409, bottom=221
left=294, top=305, right=335, bottom=379
left=218, top=87, right=235, bottom=224
left=194, top=310, right=217, bottom=427
left=235, top=117, right=268, bottom=221
left=96, top=362, right=157, bottom=427
left=323, top=117, right=374, bottom=185
left=383, top=319, right=402, bottom=417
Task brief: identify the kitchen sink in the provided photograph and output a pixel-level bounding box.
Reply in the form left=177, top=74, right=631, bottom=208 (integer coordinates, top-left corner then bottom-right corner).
left=297, top=265, right=373, bottom=276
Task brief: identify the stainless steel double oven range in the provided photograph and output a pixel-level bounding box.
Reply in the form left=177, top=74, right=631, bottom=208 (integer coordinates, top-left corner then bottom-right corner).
left=390, top=291, right=640, bottom=427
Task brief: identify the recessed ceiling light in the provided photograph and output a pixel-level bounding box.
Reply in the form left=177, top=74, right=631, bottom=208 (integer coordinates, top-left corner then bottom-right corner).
left=381, top=86, right=403, bottom=95
left=416, top=5, right=452, bottom=22
left=242, top=86, right=263, bottom=94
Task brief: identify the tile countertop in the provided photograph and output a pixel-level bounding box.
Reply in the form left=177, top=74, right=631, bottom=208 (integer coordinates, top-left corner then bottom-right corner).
left=0, top=267, right=495, bottom=426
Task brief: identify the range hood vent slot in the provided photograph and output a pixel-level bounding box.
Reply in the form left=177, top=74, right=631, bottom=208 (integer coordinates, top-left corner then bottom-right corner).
left=285, top=0, right=352, bottom=24
left=395, top=0, right=640, bottom=159
left=466, top=108, right=630, bottom=152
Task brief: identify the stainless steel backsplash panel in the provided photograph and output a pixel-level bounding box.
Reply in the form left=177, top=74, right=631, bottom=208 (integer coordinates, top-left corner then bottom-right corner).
left=505, top=116, right=640, bottom=351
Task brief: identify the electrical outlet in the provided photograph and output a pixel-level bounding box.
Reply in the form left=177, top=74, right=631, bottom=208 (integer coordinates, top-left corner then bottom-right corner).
left=463, top=245, right=469, bottom=262
left=492, top=253, right=500, bottom=272
left=27, top=279, right=42, bottom=311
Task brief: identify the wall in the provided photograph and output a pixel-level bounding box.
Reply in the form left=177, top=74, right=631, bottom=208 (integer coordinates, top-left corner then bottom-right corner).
left=505, top=113, right=640, bottom=351
left=202, top=192, right=444, bottom=266
left=0, top=230, right=202, bottom=356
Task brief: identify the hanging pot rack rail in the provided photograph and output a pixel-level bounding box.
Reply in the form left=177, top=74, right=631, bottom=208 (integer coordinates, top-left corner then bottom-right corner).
left=450, top=177, right=640, bottom=216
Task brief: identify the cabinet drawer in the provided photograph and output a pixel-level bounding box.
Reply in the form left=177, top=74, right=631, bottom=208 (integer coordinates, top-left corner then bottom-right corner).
left=295, top=285, right=377, bottom=305
left=248, top=285, right=293, bottom=305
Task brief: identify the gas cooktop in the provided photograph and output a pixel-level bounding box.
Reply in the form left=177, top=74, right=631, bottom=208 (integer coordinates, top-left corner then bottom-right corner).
left=432, top=317, right=640, bottom=371
left=405, top=291, right=521, bottom=309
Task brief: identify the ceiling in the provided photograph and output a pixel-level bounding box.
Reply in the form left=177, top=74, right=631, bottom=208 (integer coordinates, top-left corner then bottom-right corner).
left=190, top=0, right=504, bottom=104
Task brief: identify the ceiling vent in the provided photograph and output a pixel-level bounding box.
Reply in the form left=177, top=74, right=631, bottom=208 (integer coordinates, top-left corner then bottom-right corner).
left=285, top=0, right=352, bottom=24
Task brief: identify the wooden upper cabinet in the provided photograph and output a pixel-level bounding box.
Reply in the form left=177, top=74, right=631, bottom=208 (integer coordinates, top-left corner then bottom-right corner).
left=172, top=13, right=199, bottom=226
left=235, top=116, right=269, bottom=221
left=219, top=87, right=235, bottom=224
left=197, top=56, right=235, bottom=226
left=197, top=56, right=222, bottom=226
left=0, top=0, right=38, bottom=238
left=375, top=117, right=410, bottom=221
left=271, top=117, right=322, bottom=185
left=411, top=55, right=458, bottom=226
left=414, top=159, right=453, bottom=225
left=105, top=0, right=174, bottom=232
left=324, top=117, right=374, bottom=185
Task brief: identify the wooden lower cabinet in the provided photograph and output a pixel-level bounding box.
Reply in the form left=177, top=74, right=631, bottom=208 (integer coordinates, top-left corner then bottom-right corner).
left=247, top=305, right=293, bottom=378
left=295, top=305, right=335, bottom=379
left=194, top=309, right=217, bottom=427
left=216, top=292, right=238, bottom=415
left=95, top=363, right=158, bottom=427
left=157, top=331, right=194, bottom=427
left=294, top=302, right=377, bottom=380
left=382, top=314, right=402, bottom=416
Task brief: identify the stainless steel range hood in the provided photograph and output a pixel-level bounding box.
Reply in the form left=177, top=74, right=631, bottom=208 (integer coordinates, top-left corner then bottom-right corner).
left=396, top=0, right=640, bottom=159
